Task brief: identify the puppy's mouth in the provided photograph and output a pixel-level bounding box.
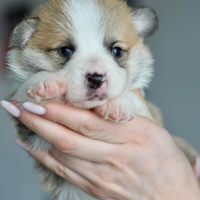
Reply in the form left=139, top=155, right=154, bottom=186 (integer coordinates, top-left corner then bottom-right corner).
left=86, top=83, right=108, bottom=101
left=67, top=74, right=108, bottom=105
left=87, top=94, right=107, bottom=101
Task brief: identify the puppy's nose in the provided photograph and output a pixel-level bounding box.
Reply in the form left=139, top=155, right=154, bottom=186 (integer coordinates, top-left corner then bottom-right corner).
left=86, top=73, right=105, bottom=89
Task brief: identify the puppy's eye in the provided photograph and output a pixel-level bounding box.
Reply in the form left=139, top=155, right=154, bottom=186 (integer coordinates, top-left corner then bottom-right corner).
left=111, top=47, right=123, bottom=57
left=60, top=46, right=73, bottom=57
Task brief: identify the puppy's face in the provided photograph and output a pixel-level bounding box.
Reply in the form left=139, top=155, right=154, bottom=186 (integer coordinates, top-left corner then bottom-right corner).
left=8, top=0, right=158, bottom=108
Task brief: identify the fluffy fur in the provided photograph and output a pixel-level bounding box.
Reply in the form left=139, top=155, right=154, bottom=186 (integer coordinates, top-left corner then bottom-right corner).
left=7, top=0, right=198, bottom=199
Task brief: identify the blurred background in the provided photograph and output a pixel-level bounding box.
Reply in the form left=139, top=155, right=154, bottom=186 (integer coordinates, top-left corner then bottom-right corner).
left=0, top=0, right=199, bottom=199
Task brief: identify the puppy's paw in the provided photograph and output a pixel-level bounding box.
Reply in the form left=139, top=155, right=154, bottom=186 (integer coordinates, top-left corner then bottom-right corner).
left=27, top=78, right=67, bottom=102
left=94, top=97, right=135, bottom=123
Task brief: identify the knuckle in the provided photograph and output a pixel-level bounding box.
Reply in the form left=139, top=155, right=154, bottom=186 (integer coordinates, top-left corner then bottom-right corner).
left=79, top=118, right=99, bottom=137
left=53, top=109, right=63, bottom=122
left=27, top=116, right=38, bottom=131
left=106, top=158, right=124, bottom=171
left=104, top=151, right=127, bottom=171
left=91, top=182, right=121, bottom=200
left=87, top=187, right=105, bottom=199
left=54, top=164, right=66, bottom=178
left=50, top=148, right=62, bottom=160
left=86, top=182, right=114, bottom=199
left=55, top=138, right=76, bottom=153
left=31, top=150, right=46, bottom=162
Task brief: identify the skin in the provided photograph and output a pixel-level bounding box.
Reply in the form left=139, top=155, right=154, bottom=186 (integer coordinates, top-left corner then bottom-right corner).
left=9, top=90, right=200, bottom=200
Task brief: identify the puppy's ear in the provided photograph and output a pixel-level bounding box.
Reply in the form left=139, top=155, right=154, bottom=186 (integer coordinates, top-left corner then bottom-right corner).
left=9, top=18, right=38, bottom=48
left=132, top=7, right=158, bottom=38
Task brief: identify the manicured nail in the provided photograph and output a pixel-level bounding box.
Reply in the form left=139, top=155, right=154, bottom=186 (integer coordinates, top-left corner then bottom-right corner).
left=196, top=157, right=200, bottom=178
left=0, top=100, right=21, bottom=117
left=15, top=138, right=30, bottom=152
left=23, top=102, right=46, bottom=115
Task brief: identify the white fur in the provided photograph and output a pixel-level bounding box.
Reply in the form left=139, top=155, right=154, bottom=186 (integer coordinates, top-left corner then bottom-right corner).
left=57, top=182, right=97, bottom=200
left=132, top=8, right=157, bottom=37
left=95, top=90, right=146, bottom=122
left=11, top=71, right=65, bottom=103
left=7, top=48, right=54, bottom=87
left=56, top=0, right=128, bottom=108
left=8, top=0, right=158, bottom=200
left=7, top=49, right=30, bottom=82
left=59, top=53, right=126, bottom=108
left=127, top=44, right=154, bottom=90
left=65, top=0, right=105, bottom=52
left=11, top=19, right=37, bottom=48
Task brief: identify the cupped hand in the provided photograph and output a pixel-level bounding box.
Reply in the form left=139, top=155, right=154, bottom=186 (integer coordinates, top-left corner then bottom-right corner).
left=1, top=90, right=200, bottom=200
left=12, top=99, right=199, bottom=200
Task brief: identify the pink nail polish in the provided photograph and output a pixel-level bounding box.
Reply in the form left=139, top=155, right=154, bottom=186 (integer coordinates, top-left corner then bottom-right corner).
left=15, top=138, right=30, bottom=152
left=0, top=101, right=21, bottom=117
left=196, top=157, right=200, bottom=178
left=23, top=102, right=46, bottom=115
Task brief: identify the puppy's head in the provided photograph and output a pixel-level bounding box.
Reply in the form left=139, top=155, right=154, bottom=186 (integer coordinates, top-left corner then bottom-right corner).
left=8, top=0, right=158, bottom=108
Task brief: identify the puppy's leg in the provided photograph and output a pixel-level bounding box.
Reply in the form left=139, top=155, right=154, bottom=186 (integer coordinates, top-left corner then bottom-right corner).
left=36, top=161, right=99, bottom=200
left=11, top=71, right=67, bottom=104
left=35, top=161, right=66, bottom=199
left=55, top=183, right=98, bottom=200
left=11, top=71, right=67, bottom=151
left=95, top=90, right=146, bottom=123
left=13, top=118, right=53, bottom=151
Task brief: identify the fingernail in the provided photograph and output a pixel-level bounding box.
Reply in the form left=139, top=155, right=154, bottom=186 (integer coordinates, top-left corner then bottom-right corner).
left=0, top=100, right=21, bottom=117
left=23, top=102, right=46, bottom=115
left=196, top=157, right=200, bottom=178
left=15, top=138, right=30, bottom=152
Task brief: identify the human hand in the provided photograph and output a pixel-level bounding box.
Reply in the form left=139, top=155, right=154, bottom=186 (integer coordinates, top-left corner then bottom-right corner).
left=1, top=91, right=200, bottom=200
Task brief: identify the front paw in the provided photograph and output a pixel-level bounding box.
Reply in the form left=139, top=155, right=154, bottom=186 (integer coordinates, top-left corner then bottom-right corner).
left=94, top=98, right=135, bottom=123
left=27, top=78, right=67, bottom=102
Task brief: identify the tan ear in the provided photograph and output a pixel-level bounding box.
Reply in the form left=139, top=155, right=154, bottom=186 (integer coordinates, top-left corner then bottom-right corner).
left=132, top=7, right=158, bottom=38
left=9, top=18, right=38, bottom=48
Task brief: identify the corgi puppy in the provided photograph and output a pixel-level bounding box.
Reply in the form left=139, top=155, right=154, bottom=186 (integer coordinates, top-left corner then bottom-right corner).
left=7, top=0, right=159, bottom=199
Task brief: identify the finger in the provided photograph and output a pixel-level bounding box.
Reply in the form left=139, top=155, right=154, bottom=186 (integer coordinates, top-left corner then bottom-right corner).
left=50, top=149, right=103, bottom=186
left=38, top=102, right=130, bottom=143
left=50, top=149, right=128, bottom=197
left=51, top=150, right=132, bottom=200
left=29, top=150, right=91, bottom=192
left=21, top=88, right=152, bottom=143
left=18, top=109, right=114, bottom=161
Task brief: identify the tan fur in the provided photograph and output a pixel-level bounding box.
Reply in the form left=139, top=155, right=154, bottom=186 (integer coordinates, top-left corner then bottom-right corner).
left=28, top=0, right=71, bottom=50
left=98, top=0, right=140, bottom=50
left=28, top=0, right=141, bottom=52
left=173, top=136, right=198, bottom=163
left=146, top=100, right=164, bottom=126
left=24, top=0, right=144, bottom=71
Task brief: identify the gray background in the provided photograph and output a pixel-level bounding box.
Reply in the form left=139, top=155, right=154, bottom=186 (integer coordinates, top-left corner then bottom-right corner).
left=0, top=0, right=199, bottom=199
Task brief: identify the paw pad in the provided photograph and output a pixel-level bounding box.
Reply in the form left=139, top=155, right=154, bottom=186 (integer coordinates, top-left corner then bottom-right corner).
left=27, top=79, right=67, bottom=102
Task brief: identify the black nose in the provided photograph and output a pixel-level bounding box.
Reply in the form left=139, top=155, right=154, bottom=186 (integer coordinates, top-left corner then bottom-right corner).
left=86, top=73, right=104, bottom=89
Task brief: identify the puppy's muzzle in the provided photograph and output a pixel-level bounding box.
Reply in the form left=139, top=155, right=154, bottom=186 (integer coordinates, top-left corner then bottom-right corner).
left=86, top=73, right=106, bottom=89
